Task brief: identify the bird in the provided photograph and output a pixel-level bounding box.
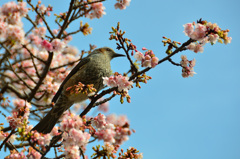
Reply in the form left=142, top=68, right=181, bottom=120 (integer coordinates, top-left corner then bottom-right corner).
left=32, top=47, right=125, bottom=134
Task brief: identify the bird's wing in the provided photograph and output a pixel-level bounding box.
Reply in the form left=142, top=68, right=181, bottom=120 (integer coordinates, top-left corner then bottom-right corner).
left=51, top=57, right=91, bottom=103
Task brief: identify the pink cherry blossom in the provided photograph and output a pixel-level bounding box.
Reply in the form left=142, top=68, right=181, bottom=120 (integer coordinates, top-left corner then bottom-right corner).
left=6, top=25, right=25, bottom=44
left=5, top=150, right=27, bottom=159
left=134, top=49, right=159, bottom=68
left=27, top=147, right=42, bottom=159
left=92, top=113, right=107, bottom=129
left=103, top=75, right=133, bottom=92
left=32, top=27, right=47, bottom=37
left=103, top=76, right=118, bottom=87
left=95, top=128, right=116, bottom=143
left=30, top=131, right=52, bottom=146
left=39, top=4, right=47, bottom=14
left=41, top=39, right=53, bottom=51
left=51, top=39, right=66, bottom=53
left=62, top=128, right=90, bottom=147
left=86, top=2, right=106, bottom=19
left=0, top=1, right=28, bottom=17
left=134, top=51, right=144, bottom=61
left=64, top=145, right=80, bottom=159
left=60, top=112, right=83, bottom=132
left=106, top=114, right=128, bottom=127
left=0, top=21, right=7, bottom=38
left=189, top=58, right=196, bottom=67
left=180, top=55, right=196, bottom=78
left=102, top=142, right=116, bottom=154
left=115, top=0, right=131, bottom=10
left=116, top=75, right=133, bottom=92
left=93, top=113, right=131, bottom=145
left=224, top=37, right=232, bottom=44
left=186, top=43, right=204, bottom=53
left=142, top=55, right=151, bottom=67
left=192, top=23, right=207, bottom=40
left=208, top=34, right=219, bottom=44
left=183, top=23, right=194, bottom=36
left=6, top=99, right=31, bottom=129
left=28, top=34, right=42, bottom=46
left=151, top=56, right=159, bottom=68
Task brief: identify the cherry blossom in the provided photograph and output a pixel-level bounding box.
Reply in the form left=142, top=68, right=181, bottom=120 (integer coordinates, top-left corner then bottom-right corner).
left=30, top=131, right=52, bottom=146
left=186, top=43, right=204, bottom=53
left=93, top=113, right=132, bottom=145
left=183, top=20, right=232, bottom=53
left=86, top=1, right=106, bottom=19
left=60, top=112, right=83, bottom=132
left=134, top=48, right=159, bottom=68
left=115, top=0, right=131, bottom=10
left=51, top=39, right=66, bottom=53
left=6, top=99, right=31, bottom=129
left=180, top=55, right=196, bottom=78
left=103, top=74, right=133, bottom=92
left=27, top=147, right=42, bottom=159
left=41, top=39, right=53, bottom=52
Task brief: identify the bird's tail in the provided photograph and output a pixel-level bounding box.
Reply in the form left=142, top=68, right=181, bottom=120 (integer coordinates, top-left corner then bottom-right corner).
left=32, top=95, right=73, bottom=134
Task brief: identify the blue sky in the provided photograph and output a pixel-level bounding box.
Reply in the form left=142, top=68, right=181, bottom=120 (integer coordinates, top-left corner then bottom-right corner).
left=1, top=0, right=240, bottom=159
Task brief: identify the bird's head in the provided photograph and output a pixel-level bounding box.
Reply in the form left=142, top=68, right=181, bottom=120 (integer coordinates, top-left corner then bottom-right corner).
left=97, top=47, right=125, bottom=60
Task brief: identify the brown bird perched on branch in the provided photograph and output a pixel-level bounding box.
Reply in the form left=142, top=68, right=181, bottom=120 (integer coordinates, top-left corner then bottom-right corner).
left=32, top=47, right=124, bottom=134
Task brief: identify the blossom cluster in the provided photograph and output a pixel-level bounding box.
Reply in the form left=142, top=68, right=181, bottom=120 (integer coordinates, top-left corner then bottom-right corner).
left=0, top=1, right=27, bottom=44
left=41, top=39, right=66, bottom=53
left=103, top=74, right=133, bottom=92
left=115, top=0, right=131, bottom=10
left=180, top=55, right=196, bottom=78
left=5, top=147, right=42, bottom=159
left=86, top=1, right=106, bottom=19
left=0, top=1, right=28, bottom=25
left=30, top=131, right=52, bottom=146
left=134, top=47, right=159, bottom=68
left=92, top=113, right=132, bottom=145
left=0, top=131, right=16, bottom=143
left=183, top=21, right=232, bottom=53
left=5, top=150, right=27, bottom=159
left=60, top=112, right=91, bottom=159
left=6, top=99, right=31, bottom=129
left=85, top=0, right=131, bottom=19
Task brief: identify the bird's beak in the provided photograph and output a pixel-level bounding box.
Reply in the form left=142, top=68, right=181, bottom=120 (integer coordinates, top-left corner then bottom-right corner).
left=113, top=53, right=125, bottom=58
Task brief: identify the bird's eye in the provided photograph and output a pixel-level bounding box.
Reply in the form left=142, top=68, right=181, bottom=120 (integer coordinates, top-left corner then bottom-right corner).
left=106, top=48, right=111, bottom=51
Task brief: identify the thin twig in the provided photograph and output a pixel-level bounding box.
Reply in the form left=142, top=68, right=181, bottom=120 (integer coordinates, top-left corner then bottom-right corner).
left=27, top=2, right=55, bottom=38
left=117, top=34, right=138, bottom=73
left=6, top=58, right=33, bottom=91
left=0, top=44, right=11, bottom=67
left=19, top=66, right=37, bottom=84
left=129, top=38, right=194, bottom=81
left=168, top=58, right=181, bottom=66
left=27, top=51, right=53, bottom=102
left=1, top=84, right=27, bottom=99
left=73, top=0, right=105, bottom=9
left=93, top=93, right=116, bottom=107
left=50, top=59, right=80, bottom=71
left=80, top=87, right=117, bottom=117
left=80, top=147, right=85, bottom=159
left=22, top=44, right=46, bottom=63
left=57, top=0, right=75, bottom=39
left=61, top=29, right=82, bottom=39
left=0, top=129, right=15, bottom=151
